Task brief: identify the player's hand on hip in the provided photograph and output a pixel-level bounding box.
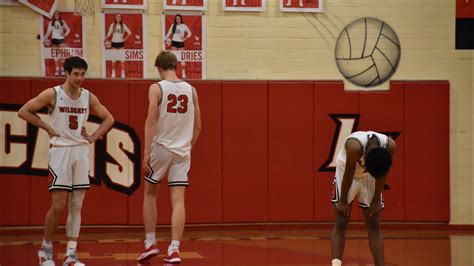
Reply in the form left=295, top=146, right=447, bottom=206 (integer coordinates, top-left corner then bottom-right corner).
left=47, top=127, right=60, bottom=138
left=336, top=201, right=350, bottom=216
left=81, top=127, right=95, bottom=143
left=369, top=200, right=384, bottom=216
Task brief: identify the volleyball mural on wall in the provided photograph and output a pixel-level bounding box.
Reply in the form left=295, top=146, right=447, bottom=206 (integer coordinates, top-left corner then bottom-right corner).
left=162, top=12, right=205, bottom=79
left=335, top=17, right=401, bottom=88
left=222, top=0, right=266, bottom=12
left=40, top=11, right=86, bottom=77
left=19, top=0, right=56, bottom=18
left=102, top=11, right=147, bottom=79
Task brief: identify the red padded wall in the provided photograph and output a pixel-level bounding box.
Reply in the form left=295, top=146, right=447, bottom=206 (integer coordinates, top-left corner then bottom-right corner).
left=404, top=82, right=450, bottom=222
left=0, top=78, right=450, bottom=225
left=222, top=82, right=269, bottom=222
left=268, top=82, right=314, bottom=221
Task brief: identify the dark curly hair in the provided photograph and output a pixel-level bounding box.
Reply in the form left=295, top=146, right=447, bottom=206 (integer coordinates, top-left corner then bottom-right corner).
left=63, top=56, right=88, bottom=74
left=365, top=147, right=392, bottom=178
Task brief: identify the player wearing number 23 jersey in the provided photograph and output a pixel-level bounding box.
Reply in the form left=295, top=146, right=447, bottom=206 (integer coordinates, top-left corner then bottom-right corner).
left=139, top=51, right=202, bottom=264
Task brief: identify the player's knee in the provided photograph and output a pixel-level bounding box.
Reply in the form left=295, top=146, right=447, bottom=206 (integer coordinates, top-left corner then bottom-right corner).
left=69, top=198, right=84, bottom=213
left=51, top=199, right=67, bottom=213
left=334, top=219, right=348, bottom=232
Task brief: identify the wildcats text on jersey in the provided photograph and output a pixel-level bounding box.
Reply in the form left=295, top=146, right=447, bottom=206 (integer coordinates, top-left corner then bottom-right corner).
left=58, top=106, right=88, bottom=114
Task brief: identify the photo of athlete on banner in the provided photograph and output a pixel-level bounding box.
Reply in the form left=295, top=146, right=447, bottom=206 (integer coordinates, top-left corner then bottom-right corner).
left=222, top=0, right=265, bottom=12
left=19, top=0, right=56, bottom=18
left=163, top=0, right=207, bottom=11
left=102, top=0, right=147, bottom=10
left=102, top=12, right=146, bottom=78
left=162, top=12, right=205, bottom=79
left=41, top=11, right=85, bottom=77
left=280, top=0, right=323, bottom=12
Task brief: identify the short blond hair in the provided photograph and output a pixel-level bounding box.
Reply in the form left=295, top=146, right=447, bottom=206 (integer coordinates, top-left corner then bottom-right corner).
left=154, top=51, right=177, bottom=70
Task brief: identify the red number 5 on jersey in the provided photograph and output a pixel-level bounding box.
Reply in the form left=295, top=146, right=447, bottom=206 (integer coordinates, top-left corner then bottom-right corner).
left=69, top=115, right=78, bottom=130
left=167, top=94, right=188, bottom=113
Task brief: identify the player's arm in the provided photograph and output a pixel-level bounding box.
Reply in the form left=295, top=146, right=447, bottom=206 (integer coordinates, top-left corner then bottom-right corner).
left=123, top=24, right=132, bottom=41
left=18, top=88, right=58, bottom=137
left=184, top=24, right=192, bottom=41
left=105, top=24, right=113, bottom=40
left=164, top=25, right=173, bottom=41
left=62, top=21, right=71, bottom=37
left=340, top=139, right=363, bottom=203
left=371, top=138, right=397, bottom=203
left=87, top=93, right=114, bottom=143
left=143, top=83, right=161, bottom=173
left=44, top=24, right=53, bottom=40
left=191, top=87, right=201, bottom=148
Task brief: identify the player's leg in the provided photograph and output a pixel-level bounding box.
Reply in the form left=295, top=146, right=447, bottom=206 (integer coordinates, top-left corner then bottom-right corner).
left=299, top=0, right=303, bottom=6
left=331, top=203, right=351, bottom=266
left=58, top=41, right=67, bottom=76
left=64, top=146, right=89, bottom=265
left=164, top=153, right=190, bottom=263
left=361, top=176, right=385, bottom=265
left=363, top=208, right=384, bottom=265
left=176, top=47, right=187, bottom=78
left=138, top=143, right=171, bottom=262
left=39, top=190, right=68, bottom=265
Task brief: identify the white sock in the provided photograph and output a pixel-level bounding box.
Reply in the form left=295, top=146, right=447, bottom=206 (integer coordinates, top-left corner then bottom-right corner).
left=332, top=258, right=342, bottom=266
left=66, top=241, right=77, bottom=256
left=145, top=232, right=156, bottom=248
left=121, top=70, right=125, bottom=78
left=168, top=240, right=180, bottom=255
left=42, top=239, right=52, bottom=249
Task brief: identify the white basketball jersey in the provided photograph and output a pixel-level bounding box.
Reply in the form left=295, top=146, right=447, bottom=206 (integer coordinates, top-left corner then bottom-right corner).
left=153, top=80, right=195, bottom=157
left=51, top=21, right=66, bottom=40
left=336, top=131, right=389, bottom=179
left=49, top=86, right=90, bottom=146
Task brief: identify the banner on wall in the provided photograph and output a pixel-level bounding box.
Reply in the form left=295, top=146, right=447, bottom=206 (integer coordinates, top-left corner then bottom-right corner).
left=162, top=12, right=205, bottom=79
left=280, top=0, right=322, bottom=12
left=102, top=0, right=147, bottom=10
left=19, top=0, right=56, bottom=18
left=102, top=11, right=147, bottom=79
left=455, top=0, right=474, bottom=49
left=40, top=11, right=86, bottom=77
left=163, top=0, right=207, bottom=11
left=222, top=0, right=265, bottom=12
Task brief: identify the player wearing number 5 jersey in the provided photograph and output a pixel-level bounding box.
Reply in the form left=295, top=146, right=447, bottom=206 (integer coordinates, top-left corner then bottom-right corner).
left=18, top=56, right=114, bottom=266
left=138, top=51, right=202, bottom=264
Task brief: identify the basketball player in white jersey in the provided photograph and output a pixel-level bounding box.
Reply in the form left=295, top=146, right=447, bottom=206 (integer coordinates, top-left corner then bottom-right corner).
left=331, top=131, right=395, bottom=266
left=104, top=14, right=131, bottom=78
left=164, top=14, right=191, bottom=79
left=137, top=51, right=201, bottom=263
left=44, top=11, right=70, bottom=77
left=18, top=56, right=114, bottom=266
